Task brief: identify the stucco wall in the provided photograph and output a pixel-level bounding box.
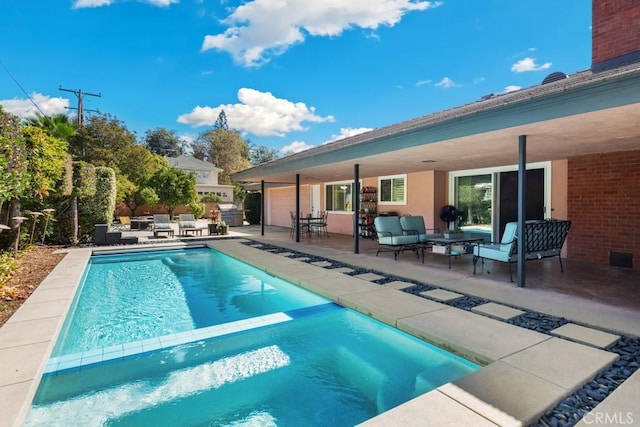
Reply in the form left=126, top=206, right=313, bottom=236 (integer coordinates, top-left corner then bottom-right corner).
left=268, top=185, right=311, bottom=228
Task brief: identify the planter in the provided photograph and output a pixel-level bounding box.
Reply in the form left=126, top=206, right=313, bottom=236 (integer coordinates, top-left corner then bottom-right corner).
left=208, top=223, right=220, bottom=235
left=219, top=226, right=228, bottom=235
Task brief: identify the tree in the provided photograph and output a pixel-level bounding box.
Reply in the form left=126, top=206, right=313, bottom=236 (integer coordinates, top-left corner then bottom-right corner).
left=69, top=113, right=137, bottom=164
left=214, top=110, right=228, bottom=130
left=190, top=139, right=208, bottom=161
left=147, top=167, right=197, bottom=217
left=249, top=144, right=279, bottom=165
left=143, top=127, right=184, bottom=156
left=115, top=145, right=166, bottom=187
left=134, top=187, right=159, bottom=215
left=25, top=113, right=77, bottom=141
left=194, top=128, right=251, bottom=184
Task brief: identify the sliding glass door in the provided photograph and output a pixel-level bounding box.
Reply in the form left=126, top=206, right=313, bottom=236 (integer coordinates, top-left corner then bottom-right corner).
left=451, top=163, right=550, bottom=240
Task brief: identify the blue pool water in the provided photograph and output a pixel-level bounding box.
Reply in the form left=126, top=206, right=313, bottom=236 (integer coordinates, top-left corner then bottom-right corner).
left=52, top=248, right=327, bottom=356
left=29, top=247, right=479, bottom=426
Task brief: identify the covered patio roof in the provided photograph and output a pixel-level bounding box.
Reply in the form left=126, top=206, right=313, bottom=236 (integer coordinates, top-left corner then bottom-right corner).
left=233, top=63, right=640, bottom=185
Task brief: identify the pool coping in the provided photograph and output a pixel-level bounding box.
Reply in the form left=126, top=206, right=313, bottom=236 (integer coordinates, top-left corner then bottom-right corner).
left=0, top=239, right=636, bottom=426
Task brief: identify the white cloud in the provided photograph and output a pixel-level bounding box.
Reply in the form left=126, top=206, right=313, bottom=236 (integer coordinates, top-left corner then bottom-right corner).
left=202, top=0, right=442, bottom=67
left=472, top=77, right=485, bottom=84
left=511, top=57, right=552, bottom=73
left=281, top=141, right=314, bottom=154
left=0, top=93, right=69, bottom=119
left=280, top=127, right=372, bottom=155
left=324, top=127, right=372, bottom=144
left=73, top=0, right=113, bottom=7
left=435, top=77, right=456, bottom=88
left=415, top=79, right=432, bottom=87
left=177, top=88, right=334, bottom=137
left=179, top=133, right=197, bottom=145
left=72, top=0, right=177, bottom=8
left=145, top=0, right=178, bottom=5
left=503, top=85, right=521, bottom=93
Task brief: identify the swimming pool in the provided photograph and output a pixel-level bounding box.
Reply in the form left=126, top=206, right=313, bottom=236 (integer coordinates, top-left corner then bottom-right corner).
left=28, top=247, right=479, bottom=426
left=52, top=248, right=328, bottom=356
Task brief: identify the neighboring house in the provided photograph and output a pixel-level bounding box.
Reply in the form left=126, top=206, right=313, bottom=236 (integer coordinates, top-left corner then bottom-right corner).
left=232, top=0, right=640, bottom=277
left=166, top=155, right=234, bottom=202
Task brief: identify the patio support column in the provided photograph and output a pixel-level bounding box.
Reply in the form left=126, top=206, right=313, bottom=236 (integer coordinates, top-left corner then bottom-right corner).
left=517, top=135, right=527, bottom=287
left=296, top=174, right=301, bottom=242
left=260, top=180, right=265, bottom=236
left=354, top=164, right=360, bottom=254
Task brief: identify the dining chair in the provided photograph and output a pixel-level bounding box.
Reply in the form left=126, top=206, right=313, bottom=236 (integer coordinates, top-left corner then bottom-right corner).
left=310, top=211, right=329, bottom=237
left=289, top=211, right=310, bottom=238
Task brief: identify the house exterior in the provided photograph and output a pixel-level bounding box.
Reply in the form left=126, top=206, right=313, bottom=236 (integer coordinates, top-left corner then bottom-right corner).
left=232, top=0, right=640, bottom=274
left=166, top=155, right=234, bottom=202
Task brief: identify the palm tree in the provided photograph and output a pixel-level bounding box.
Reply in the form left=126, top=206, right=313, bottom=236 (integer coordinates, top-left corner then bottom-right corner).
left=25, top=113, right=77, bottom=141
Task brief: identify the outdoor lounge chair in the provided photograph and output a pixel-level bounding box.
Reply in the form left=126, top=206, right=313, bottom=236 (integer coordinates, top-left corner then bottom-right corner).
left=473, top=219, right=571, bottom=282
left=374, top=216, right=420, bottom=260
left=399, top=215, right=441, bottom=242
left=113, top=216, right=131, bottom=231
left=153, top=214, right=174, bottom=238
left=178, top=214, right=206, bottom=236
left=472, top=222, right=518, bottom=281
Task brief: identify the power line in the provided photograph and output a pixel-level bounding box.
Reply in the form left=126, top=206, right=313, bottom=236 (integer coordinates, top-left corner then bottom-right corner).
left=0, top=59, right=47, bottom=117
left=59, top=86, right=101, bottom=127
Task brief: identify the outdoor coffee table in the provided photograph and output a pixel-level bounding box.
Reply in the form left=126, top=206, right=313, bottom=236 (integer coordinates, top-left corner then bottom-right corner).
left=130, top=218, right=154, bottom=230
left=423, top=235, right=485, bottom=268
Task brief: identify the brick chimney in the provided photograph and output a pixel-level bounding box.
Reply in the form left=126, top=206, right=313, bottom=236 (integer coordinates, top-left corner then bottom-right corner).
left=592, top=0, right=640, bottom=72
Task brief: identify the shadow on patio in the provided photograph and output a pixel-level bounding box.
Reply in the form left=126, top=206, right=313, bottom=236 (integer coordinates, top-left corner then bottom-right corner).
left=241, top=225, right=640, bottom=313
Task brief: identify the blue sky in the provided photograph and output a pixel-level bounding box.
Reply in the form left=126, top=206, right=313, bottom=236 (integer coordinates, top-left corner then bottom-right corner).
left=1, top=0, right=591, bottom=155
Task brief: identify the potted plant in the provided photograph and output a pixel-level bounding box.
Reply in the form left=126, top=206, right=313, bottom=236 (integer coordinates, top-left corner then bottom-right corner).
left=208, top=209, right=221, bottom=235
left=219, top=220, right=228, bottom=235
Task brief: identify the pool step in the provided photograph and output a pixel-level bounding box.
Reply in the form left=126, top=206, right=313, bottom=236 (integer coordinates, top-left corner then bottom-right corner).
left=44, top=303, right=341, bottom=375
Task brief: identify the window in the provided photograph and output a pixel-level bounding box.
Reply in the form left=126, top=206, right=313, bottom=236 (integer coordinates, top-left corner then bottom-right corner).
left=325, top=182, right=355, bottom=212
left=379, top=175, right=406, bottom=204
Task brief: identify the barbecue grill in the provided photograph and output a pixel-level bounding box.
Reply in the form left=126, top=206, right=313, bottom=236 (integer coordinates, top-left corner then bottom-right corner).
left=217, top=203, right=243, bottom=226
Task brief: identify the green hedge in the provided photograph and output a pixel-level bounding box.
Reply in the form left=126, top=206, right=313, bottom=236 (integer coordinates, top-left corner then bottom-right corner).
left=244, top=192, right=261, bottom=224
left=48, top=164, right=117, bottom=244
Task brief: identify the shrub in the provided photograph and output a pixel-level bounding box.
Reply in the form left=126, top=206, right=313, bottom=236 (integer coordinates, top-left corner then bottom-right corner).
left=244, top=192, right=261, bottom=224
left=0, top=250, right=18, bottom=288
left=188, top=200, right=205, bottom=219
left=201, top=193, right=221, bottom=203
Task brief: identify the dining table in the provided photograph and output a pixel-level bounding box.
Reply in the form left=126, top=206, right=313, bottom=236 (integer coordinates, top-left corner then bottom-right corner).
left=297, top=215, right=324, bottom=236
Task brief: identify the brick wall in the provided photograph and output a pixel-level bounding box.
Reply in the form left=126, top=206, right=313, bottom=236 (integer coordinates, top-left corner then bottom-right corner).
left=592, top=0, right=640, bottom=66
left=567, top=150, right=640, bottom=269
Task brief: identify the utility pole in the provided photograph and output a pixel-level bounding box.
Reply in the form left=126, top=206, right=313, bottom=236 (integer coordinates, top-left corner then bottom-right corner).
left=59, top=86, right=101, bottom=127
